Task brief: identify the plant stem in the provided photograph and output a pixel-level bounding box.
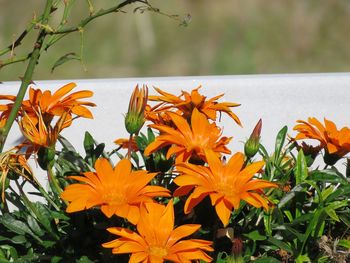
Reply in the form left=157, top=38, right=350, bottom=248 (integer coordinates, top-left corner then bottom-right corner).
left=0, top=0, right=54, bottom=153
left=127, top=134, right=133, bottom=159
left=47, top=163, right=62, bottom=196
left=47, top=0, right=144, bottom=34
left=30, top=179, right=60, bottom=211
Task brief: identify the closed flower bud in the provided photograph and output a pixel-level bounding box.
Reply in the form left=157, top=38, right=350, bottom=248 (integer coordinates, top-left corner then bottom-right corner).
left=125, top=85, right=148, bottom=135
left=244, top=119, right=262, bottom=158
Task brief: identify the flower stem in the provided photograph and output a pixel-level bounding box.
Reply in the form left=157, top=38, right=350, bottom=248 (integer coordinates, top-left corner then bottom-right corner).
left=47, top=163, right=62, bottom=196
left=0, top=0, right=53, bottom=153
left=30, top=179, right=60, bottom=211
left=127, top=133, right=133, bottom=160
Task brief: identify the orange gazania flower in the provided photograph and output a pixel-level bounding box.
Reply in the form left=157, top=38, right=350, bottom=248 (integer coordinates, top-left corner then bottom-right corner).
left=144, top=104, right=174, bottom=126
left=144, top=108, right=232, bottom=163
left=174, top=150, right=277, bottom=226
left=19, top=109, right=70, bottom=151
left=114, top=137, right=138, bottom=152
left=148, top=86, right=241, bottom=125
left=294, top=117, right=350, bottom=162
left=60, top=158, right=170, bottom=224
left=0, top=83, right=95, bottom=128
left=102, top=200, right=213, bottom=262
left=0, top=149, right=32, bottom=202
left=22, top=82, right=96, bottom=120
left=0, top=94, right=17, bottom=126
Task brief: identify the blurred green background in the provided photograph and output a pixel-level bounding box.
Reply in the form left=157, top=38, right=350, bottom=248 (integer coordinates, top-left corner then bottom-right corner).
left=1, top=0, right=350, bottom=81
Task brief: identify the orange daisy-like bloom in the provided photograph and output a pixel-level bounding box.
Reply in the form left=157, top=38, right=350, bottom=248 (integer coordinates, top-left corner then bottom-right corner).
left=294, top=117, right=350, bottom=160
left=148, top=86, right=241, bottom=126
left=19, top=109, right=71, bottom=152
left=174, top=150, right=277, bottom=226
left=0, top=95, right=17, bottom=126
left=60, top=158, right=170, bottom=224
left=0, top=83, right=95, bottom=128
left=144, top=108, right=232, bottom=163
left=102, top=200, right=213, bottom=262
left=22, top=82, right=96, bottom=123
left=114, top=137, right=138, bottom=152
left=144, top=104, right=174, bottom=126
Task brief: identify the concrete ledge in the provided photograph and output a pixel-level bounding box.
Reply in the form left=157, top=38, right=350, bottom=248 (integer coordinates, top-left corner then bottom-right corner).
left=2, top=73, right=350, bottom=154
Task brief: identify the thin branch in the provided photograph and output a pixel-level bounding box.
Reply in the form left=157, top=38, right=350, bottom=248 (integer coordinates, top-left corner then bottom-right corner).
left=0, top=55, right=30, bottom=68
left=0, top=24, right=36, bottom=57
left=49, top=0, right=145, bottom=35
left=0, top=6, right=58, bottom=57
left=0, top=0, right=54, bottom=152
left=43, top=0, right=146, bottom=52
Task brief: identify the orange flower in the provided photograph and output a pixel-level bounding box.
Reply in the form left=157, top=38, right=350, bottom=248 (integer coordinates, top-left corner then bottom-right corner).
left=0, top=149, right=32, bottom=202
left=24, top=82, right=95, bottom=119
left=294, top=117, right=350, bottom=163
left=148, top=86, right=241, bottom=125
left=19, top=109, right=70, bottom=150
left=114, top=137, right=138, bottom=152
left=0, top=83, right=95, bottom=127
left=144, top=104, right=174, bottom=126
left=144, top=108, right=231, bottom=163
left=0, top=94, right=17, bottom=126
left=102, top=200, right=213, bottom=262
left=61, top=158, right=170, bottom=224
left=174, top=150, right=277, bottom=226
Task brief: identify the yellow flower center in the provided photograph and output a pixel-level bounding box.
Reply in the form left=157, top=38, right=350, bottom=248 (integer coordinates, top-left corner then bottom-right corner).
left=102, top=191, right=126, bottom=206
left=148, top=246, right=168, bottom=258
left=216, top=182, right=237, bottom=198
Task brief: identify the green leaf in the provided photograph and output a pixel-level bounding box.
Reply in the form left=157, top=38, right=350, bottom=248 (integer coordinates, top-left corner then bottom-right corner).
left=253, top=256, right=281, bottom=263
left=33, top=202, right=59, bottom=240
left=93, top=143, right=105, bottom=161
left=243, top=230, right=266, bottom=241
left=0, top=214, right=35, bottom=236
left=84, top=132, right=105, bottom=166
left=267, top=237, right=292, bottom=253
left=58, top=135, right=77, bottom=152
left=278, top=184, right=304, bottom=208
left=76, top=256, right=94, bottom=263
left=338, top=239, right=350, bottom=249
left=274, top=126, right=287, bottom=163
left=326, top=185, right=350, bottom=202
left=10, top=235, right=26, bottom=244
left=51, top=52, right=80, bottom=73
left=325, top=205, right=343, bottom=222
left=51, top=256, right=63, bottom=263
left=50, top=256, right=62, bottom=263
left=258, top=143, right=270, bottom=160
left=296, top=254, right=311, bottom=263
left=27, top=215, right=44, bottom=237
left=309, top=169, right=348, bottom=185
left=84, top=131, right=94, bottom=157
left=285, top=225, right=305, bottom=241
left=147, top=127, right=155, bottom=143
left=295, top=150, right=308, bottom=184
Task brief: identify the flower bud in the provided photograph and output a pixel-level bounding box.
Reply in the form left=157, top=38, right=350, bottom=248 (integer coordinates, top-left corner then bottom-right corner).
left=231, top=237, right=243, bottom=262
left=125, top=85, right=148, bottom=135
left=244, top=119, right=262, bottom=158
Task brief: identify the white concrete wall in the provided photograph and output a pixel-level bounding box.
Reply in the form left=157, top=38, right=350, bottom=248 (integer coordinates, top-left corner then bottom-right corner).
left=2, top=73, right=349, bottom=157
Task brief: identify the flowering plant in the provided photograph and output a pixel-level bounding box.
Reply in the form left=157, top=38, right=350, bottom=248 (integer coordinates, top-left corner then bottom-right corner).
left=0, top=83, right=349, bottom=262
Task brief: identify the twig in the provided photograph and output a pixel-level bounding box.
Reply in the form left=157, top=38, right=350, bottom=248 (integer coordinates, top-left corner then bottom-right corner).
left=0, top=0, right=54, bottom=152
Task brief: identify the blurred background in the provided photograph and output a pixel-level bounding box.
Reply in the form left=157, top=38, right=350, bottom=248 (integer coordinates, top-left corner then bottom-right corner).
left=1, top=0, right=350, bottom=81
